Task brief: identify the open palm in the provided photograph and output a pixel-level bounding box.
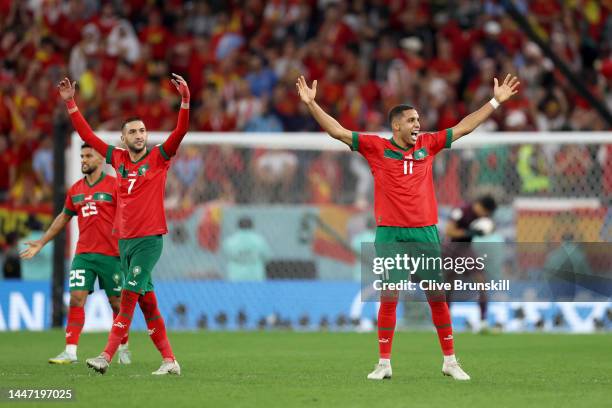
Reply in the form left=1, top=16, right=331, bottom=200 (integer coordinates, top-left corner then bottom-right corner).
left=296, top=76, right=317, bottom=104
left=493, top=74, right=520, bottom=103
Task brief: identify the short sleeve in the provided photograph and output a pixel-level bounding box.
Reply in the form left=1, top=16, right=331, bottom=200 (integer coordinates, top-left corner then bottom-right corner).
left=421, top=129, right=453, bottom=156
left=63, top=189, right=77, bottom=217
left=351, top=132, right=382, bottom=158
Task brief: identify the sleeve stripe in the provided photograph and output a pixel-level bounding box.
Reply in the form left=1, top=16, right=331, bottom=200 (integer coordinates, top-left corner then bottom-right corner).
left=63, top=207, right=77, bottom=216
left=159, top=144, right=170, bottom=161
left=105, top=145, right=114, bottom=164
left=351, top=131, right=359, bottom=151
left=445, top=128, right=453, bottom=149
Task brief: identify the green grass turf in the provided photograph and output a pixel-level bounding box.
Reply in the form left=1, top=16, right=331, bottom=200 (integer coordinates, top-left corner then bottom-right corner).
left=0, top=330, right=610, bottom=408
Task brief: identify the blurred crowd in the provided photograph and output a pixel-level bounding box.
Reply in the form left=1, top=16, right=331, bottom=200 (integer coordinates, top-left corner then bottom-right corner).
left=0, top=0, right=611, bottom=207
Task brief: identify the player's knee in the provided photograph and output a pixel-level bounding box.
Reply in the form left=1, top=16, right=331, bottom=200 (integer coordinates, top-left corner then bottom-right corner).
left=70, top=292, right=87, bottom=307
left=138, top=292, right=157, bottom=314
left=108, top=296, right=121, bottom=313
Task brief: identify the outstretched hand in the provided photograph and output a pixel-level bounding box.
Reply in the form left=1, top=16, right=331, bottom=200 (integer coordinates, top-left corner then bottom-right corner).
left=493, top=74, right=520, bottom=103
left=20, top=240, right=43, bottom=260
left=57, top=77, right=76, bottom=101
left=171, top=73, right=190, bottom=102
left=296, top=75, right=317, bottom=104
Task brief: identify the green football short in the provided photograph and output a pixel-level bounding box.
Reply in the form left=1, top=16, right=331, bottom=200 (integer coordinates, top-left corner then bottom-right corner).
left=119, top=235, right=163, bottom=295
left=374, top=225, right=443, bottom=284
left=69, top=253, right=123, bottom=297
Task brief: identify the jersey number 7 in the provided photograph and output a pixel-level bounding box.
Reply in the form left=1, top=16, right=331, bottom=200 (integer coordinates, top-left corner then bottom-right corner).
left=127, top=178, right=137, bottom=194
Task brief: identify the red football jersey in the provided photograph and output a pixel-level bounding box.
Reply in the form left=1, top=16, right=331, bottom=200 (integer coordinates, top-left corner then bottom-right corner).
left=106, top=144, right=171, bottom=239
left=352, top=129, right=453, bottom=227
left=64, top=173, right=119, bottom=256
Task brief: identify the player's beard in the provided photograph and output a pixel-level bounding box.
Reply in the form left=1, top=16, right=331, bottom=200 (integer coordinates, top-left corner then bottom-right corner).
left=127, top=141, right=146, bottom=154
left=82, top=164, right=96, bottom=175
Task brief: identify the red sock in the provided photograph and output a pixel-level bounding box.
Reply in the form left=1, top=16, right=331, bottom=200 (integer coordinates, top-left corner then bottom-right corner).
left=113, top=312, right=129, bottom=345
left=428, top=300, right=454, bottom=356
left=66, top=306, right=85, bottom=346
left=103, top=290, right=139, bottom=361
left=377, top=299, right=398, bottom=359
left=139, top=291, right=175, bottom=360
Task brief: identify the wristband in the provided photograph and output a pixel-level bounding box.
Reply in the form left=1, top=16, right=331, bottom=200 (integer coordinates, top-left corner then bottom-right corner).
left=181, top=101, right=189, bottom=109
left=489, top=97, right=500, bottom=109
left=65, top=99, right=77, bottom=110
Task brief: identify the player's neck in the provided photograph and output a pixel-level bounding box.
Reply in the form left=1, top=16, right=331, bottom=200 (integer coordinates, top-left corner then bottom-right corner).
left=128, top=148, right=148, bottom=162
left=391, top=134, right=413, bottom=150
left=85, top=169, right=103, bottom=186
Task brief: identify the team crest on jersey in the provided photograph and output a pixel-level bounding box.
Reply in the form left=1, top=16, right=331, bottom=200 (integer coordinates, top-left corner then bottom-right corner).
left=113, top=273, right=120, bottom=284
left=138, top=164, right=150, bottom=176
left=413, top=148, right=428, bottom=160
left=133, top=266, right=141, bottom=276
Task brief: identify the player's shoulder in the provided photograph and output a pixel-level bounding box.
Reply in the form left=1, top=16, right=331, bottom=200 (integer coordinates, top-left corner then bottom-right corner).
left=353, top=132, right=388, bottom=150
left=100, top=173, right=117, bottom=185
left=69, top=177, right=85, bottom=192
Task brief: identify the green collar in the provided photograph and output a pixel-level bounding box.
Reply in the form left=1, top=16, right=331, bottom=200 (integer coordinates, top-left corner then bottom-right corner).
left=129, top=149, right=150, bottom=164
left=389, top=137, right=413, bottom=152
left=85, top=172, right=106, bottom=188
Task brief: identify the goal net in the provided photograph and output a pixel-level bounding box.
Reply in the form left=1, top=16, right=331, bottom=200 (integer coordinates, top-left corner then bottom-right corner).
left=67, top=131, right=612, bottom=332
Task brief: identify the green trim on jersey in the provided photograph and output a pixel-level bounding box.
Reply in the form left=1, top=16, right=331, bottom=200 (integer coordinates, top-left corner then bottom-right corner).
left=383, top=149, right=404, bottom=160
left=389, top=137, right=410, bottom=151
left=351, top=131, right=359, bottom=151
left=93, top=192, right=113, bottom=202
left=71, top=194, right=85, bottom=204
left=445, top=128, right=453, bottom=148
left=117, top=164, right=128, bottom=178
left=85, top=172, right=106, bottom=188
left=159, top=144, right=170, bottom=161
left=63, top=207, right=77, bottom=216
left=105, top=145, right=114, bottom=164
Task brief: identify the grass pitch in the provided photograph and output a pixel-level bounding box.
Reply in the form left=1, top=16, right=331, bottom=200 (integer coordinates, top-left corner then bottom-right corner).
left=0, top=330, right=610, bottom=408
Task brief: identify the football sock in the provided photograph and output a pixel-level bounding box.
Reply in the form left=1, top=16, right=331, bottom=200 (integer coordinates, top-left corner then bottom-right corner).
left=443, top=354, right=457, bottom=364
left=139, top=291, right=175, bottom=361
left=102, top=290, right=139, bottom=361
left=377, top=299, right=398, bottom=359
left=428, top=300, right=455, bottom=356
left=378, top=358, right=391, bottom=366
left=65, top=306, right=85, bottom=354
left=113, top=312, right=130, bottom=345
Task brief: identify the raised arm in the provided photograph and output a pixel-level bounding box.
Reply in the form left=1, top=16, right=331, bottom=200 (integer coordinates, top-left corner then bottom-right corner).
left=58, top=77, right=109, bottom=155
left=296, top=75, right=352, bottom=147
left=451, top=74, right=520, bottom=141
left=161, top=73, right=190, bottom=158
left=20, top=212, right=72, bottom=260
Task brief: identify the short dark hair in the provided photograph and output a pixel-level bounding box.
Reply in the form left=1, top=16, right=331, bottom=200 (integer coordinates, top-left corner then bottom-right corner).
left=81, top=143, right=91, bottom=149
left=478, top=195, right=497, bottom=214
left=121, top=117, right=144, bottom=131
left=388, top=104, right=415, bottom=128
left=238, top=217, right=253, bottom=229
